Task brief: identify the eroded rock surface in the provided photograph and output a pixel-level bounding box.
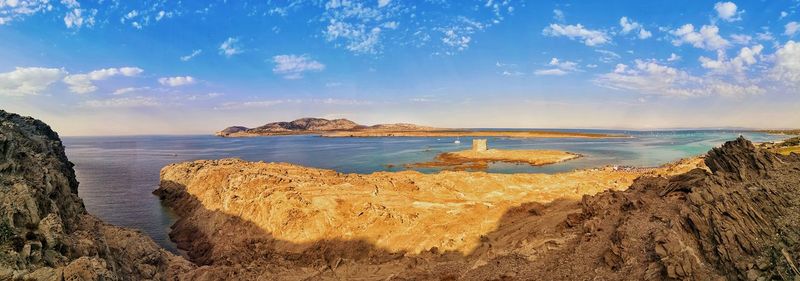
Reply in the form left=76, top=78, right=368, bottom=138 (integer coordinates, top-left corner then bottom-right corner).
left=0, top=110, right=194, bottom=280
left=157, top=137, right=800, bottom=280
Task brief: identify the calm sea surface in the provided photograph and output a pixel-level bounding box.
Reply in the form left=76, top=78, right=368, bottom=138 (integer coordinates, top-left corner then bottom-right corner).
left=62, top=130, right=785, bottom=252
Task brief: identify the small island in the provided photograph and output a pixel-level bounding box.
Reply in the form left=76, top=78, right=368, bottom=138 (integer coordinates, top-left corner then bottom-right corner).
left=216, top=117, right=624, bottom=139
left=409, top=139, right=581, bottom=170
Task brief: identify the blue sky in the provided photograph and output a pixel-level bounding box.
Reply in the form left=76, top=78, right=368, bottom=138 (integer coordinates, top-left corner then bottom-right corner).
left=1, top=0, right=800, bottom=135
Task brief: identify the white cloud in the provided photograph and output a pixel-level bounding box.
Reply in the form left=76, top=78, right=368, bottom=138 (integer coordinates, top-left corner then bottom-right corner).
left=0, top=0, right=52, bottom=25
left=382, top=21, right=398, bottom=29
left=60, top=0, right=79, bottom=9
left=64, top=8, right=96, bottom=29
left=158, top=76, right=196, bottom=87
left=780, top=11, right=788, bottom=20
left=496, top=61, right=523, bottom=76
left=180, top=49, right=202, bottom=61
left=670, top=24, right=730, bottom=50
left=548, top=57, right=578, bottom=71
left=730, top=34, right=752, bottom=45
left=667, top=53, right=681, bottom=62
left=756, top=31, right=775, bottom=42
left=124, top=10, right=138, bottom=20
left=219, top=37, right=243, bottom=57
left=63, top=67, right=143, bottom=94
left=155, top=10, right=172, bottom=21
left=501, top=70, right=524, bottom=76
left=436, top=17, right=487, bottom=52
left=217, top=99, right=292, bottom=110
left=714, top=2, right=742, bottom=22
left=699, top=45, right=763, bottom=75
left=325, top=20, right=383, bottom=54
left=82, top=96, right=160, bottom=108
left=619, top=17, right=651, bottom=39
left=534, top=69, right=568, bottom=76
left=216, top=98, right=371, bottom=110
left=321, top=0, right=394, bottom=54
left=596, top=59, right=763, bottom=97
left=118, top=67, right=143, bottom=77
left=441, top=28, right=470, bottom=50
left=535, top=57, right=580, bottom=76
left=786, top=22, right=800, bottom=37
left=596, top=49, right=621, bottom=63
left=542, top=23, right=610, bottom=46
left=62, top=75, right=96, bottom=94
left=552, top=9, right=564, bottom=22
left=267, top=1, right=514, bottom=55
left=112, top=87, right=150, bottom=95
left=272, top=54, right=325, bottom=79
left=0, top=67, right=67, bottom=96
left=770, top=40, right=800, bottom=87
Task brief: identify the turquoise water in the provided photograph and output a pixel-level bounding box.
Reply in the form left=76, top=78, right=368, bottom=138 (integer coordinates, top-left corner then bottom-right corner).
left=61, top=130, right=785, bottom=252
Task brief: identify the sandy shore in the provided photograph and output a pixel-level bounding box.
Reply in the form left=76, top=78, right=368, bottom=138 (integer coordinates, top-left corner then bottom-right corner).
left=410, top=148, right=581, bottom=170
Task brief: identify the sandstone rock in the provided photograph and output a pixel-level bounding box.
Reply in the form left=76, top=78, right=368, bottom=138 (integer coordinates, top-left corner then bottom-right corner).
left=157, top=136, right=800, bottom=280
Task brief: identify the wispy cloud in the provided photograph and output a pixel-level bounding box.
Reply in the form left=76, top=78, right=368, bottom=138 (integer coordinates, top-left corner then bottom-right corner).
left=219, top=37, right=243, bottom=57
left=542, top=23, right=610, bottom=46
left=158, top=76, right=196, bottom=87
left=216, top=98, right=373, bottom=110
left=81, top=96, right=160, bottom=108
left=535, top=58, right=579, bottom=76
left=180, top=49, right=202, bottom=61
left=272, top=55, right=325, bottom=79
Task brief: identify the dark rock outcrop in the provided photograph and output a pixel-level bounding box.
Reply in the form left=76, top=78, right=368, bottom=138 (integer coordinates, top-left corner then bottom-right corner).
left=0, top=110, right=193, bottom=280
left=575, top=136, right=800, bottom=280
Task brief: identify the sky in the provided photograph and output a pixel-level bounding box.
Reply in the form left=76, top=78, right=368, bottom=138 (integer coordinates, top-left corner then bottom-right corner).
left=1, top=0, right=800, bottom=136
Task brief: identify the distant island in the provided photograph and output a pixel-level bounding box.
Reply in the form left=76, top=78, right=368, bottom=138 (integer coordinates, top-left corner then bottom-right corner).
left=216, top=117, right=623, bottom=138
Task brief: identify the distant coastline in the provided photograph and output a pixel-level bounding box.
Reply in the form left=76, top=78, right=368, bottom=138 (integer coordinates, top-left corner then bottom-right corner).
left=216, top=117, right=625, bottom=139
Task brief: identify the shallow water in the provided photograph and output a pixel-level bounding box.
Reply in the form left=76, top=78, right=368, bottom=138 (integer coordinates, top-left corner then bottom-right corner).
left=62, top=130, right=784, bottom=252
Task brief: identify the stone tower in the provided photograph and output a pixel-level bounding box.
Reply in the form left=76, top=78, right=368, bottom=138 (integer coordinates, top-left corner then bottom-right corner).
left=472, top=139, right=487, bottom=152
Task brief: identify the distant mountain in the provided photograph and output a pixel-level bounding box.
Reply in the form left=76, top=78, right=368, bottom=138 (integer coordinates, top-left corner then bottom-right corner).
left=216, top=118, right=438, bottom=137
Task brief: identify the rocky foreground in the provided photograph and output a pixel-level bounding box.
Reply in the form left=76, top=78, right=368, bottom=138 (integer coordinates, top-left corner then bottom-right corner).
left=156, top=136, right=800, bottom=280
left=0, top=110, right=195, bottom=280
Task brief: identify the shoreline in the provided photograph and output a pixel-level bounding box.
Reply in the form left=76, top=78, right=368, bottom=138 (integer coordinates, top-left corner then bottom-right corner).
left=220, top=129, right=627, bottom=139
left=408, top=149, right=582, bottom=170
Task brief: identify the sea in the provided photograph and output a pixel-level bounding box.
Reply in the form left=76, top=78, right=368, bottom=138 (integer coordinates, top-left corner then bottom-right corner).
left=61, top=130, right=786, bottom=253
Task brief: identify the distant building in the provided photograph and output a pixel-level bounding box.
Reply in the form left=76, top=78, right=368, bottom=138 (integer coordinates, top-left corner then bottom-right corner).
left=472, top=139, right=487, bottom=152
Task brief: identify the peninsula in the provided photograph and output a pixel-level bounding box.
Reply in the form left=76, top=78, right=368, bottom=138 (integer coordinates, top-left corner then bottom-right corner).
left=410, top=139, right=582, bottom=170
left=216, top=117, right=623, bottom=138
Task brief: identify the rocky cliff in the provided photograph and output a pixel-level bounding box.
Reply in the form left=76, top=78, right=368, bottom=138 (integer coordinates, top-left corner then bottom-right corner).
left=0, top=110, right=194, bottom=280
